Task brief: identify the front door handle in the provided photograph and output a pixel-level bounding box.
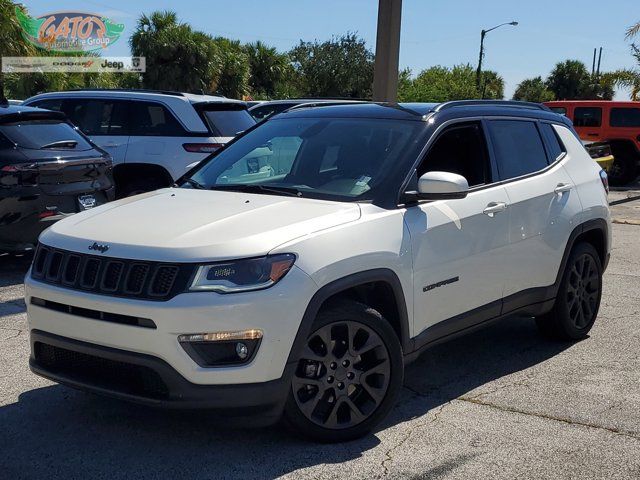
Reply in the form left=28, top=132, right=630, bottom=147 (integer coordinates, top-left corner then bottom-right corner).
left=483, top=202, right=507, bottom=217
left=554, top=183, right=573, bottom=195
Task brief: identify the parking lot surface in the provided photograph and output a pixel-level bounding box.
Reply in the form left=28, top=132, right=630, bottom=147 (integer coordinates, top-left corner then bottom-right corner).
left=1, top=195, right=639, bottom=479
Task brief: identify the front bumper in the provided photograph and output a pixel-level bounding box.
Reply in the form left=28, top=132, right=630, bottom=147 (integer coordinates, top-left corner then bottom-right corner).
left=30, top=329, right=292, bottom=421
left=25, top=265, right=317, bottom=386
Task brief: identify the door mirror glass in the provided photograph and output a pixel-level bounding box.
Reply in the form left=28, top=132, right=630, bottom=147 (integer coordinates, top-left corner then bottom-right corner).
left=417, top=171, right=469, bottom=199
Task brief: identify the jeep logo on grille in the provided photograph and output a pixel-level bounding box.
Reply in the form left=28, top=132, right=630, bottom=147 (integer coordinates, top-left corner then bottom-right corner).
left=88, top=242, right=109, bottom=253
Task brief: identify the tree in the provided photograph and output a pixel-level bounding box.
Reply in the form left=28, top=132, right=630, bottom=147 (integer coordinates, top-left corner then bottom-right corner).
left=546, top=60, right=613, bottom=100
left=479, top=70, right=505, bottom=100
left=513, top=76, right=555, bottom=102
left=609, top=21, right=640, bottom=100
left=398, top=64, right=503, bottom=102
left=130, top=11, right=216, bottom=93
left=244, top=41, right=290, bottom=99
left=209, top=37, right=250, bottom=98
left=0, top=1, right=35, bottom=101
left=289, top=33, right=374, bottom=98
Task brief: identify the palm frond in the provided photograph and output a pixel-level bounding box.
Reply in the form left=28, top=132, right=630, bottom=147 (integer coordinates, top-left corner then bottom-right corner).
left=626, top=21, right=640, bottom=39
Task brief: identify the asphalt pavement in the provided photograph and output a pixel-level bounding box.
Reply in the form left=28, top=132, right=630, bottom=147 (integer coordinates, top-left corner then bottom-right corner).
left=0, top=193, right=639, bottom=479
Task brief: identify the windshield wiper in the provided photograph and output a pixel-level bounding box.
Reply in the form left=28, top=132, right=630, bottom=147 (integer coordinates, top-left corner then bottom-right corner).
left=181, top=178, right=207, bottom=190
left=40, top=140, right=78, bottom=149
left=210, top=184, right=303, bottom=197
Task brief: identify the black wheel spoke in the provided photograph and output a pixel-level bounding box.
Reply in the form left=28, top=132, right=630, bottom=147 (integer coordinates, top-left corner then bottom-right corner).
left=565, top=252, right=601, bottom=330
left=293, top=319, right=391, bottom=430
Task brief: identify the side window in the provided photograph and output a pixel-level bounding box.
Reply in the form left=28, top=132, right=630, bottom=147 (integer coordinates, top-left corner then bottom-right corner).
left=549, top=107, right=567, bottom=116
left=539, top=123, right=566, bottom=163
left=573, top=107, right=602, bottom=127
left=60, top=99, right=114, bottom=135
left=30, top=99, right=63, bottom=112
left=129, top=102, right=186, bottom=136
left=610, top=107, right=640, bottom=128
left=489, top=120, right=548, bottom=180
left=417, top=122, right=491, bottom=187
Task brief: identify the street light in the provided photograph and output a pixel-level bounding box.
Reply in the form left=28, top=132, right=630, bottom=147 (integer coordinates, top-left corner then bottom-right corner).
left=475, top=21, right=518, bottom=97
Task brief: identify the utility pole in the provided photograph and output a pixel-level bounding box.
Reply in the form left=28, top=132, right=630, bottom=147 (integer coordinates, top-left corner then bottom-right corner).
left=372, top=0, right=402, bottom=102
left=475, top=21, right=518, bottom=97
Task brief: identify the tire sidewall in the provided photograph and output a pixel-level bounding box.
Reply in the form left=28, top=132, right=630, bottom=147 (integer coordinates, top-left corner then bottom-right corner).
left=284, top=301, right=404, bottom=443
left=555, top=243, right=603, bottom=339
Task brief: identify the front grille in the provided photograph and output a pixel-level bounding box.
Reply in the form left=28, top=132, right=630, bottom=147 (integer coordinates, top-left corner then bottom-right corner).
left=34, top=342, right=169, bottom=400
left=31, top=244, right=195, bottom=301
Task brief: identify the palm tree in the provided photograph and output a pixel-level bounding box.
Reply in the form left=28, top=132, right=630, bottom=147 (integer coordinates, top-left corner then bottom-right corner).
left=0, top=1, right=35, bottom=101
left=130, top=11, right=216, bottom=93
left=610, top=20, right=640, bottom=100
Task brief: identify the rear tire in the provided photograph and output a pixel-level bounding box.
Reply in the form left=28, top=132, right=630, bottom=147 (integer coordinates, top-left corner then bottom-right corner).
left=536, top=242, right=603, bottom=340
left=284, top=300, right=403, bottom=443
left=608, top=151, right=638, bottom=186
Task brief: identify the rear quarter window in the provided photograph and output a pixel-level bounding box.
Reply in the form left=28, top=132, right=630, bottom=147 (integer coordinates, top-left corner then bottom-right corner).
left=610, top=107, right=640, bottom=127
left=488, top=120, right=548, bottom=180
left=539, top=123, right=566, bottom=162
left=199, top=106, right=255, bottom=136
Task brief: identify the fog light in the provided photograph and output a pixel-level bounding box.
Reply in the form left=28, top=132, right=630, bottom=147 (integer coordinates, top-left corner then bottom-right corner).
left=178, top=329, right=262, bottom=367
left=236, top=342, right=248, bottom=360
left=178, top=329, right=262, bottom=343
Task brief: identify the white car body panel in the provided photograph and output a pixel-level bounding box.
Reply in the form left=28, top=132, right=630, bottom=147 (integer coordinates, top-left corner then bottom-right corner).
left=404, top=184, right=511, bottom=334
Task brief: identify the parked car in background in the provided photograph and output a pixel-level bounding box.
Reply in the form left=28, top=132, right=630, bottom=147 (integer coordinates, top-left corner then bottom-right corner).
left=544, top=100, right=640, bottom=185
left=26, top=100, right=610, bottom=442
left=583, top=141, right=615, bottom=173
left=0, top=104, right=113, bottom=253
left=249, top=98, right=364, bottom=122
left=24, top=90, right=255, bottom=197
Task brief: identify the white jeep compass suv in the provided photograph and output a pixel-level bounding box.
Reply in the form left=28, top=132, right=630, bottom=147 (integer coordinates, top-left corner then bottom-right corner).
left=26, top=101, right=611, bottom=442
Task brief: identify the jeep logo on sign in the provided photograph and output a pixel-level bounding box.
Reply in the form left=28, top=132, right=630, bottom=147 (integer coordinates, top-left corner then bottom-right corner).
left=88, top=242, right=109, bottom=253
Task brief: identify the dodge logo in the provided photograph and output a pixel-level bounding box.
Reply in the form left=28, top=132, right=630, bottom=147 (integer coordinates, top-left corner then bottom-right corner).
left=88, top=242, right=109, bottom=253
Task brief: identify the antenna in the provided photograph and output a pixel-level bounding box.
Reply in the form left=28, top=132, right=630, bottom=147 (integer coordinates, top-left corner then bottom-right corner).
left=596, top=47, right=603, bottom=77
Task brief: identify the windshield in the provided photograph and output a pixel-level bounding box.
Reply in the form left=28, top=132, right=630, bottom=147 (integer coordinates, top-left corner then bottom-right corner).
left=184, top=117, right=422, bottom=201
left=0, top=119, right=93, bottom=151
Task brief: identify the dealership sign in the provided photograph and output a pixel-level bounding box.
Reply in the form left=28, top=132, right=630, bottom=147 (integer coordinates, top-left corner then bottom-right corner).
left=15, top=7, right=125, bottom=52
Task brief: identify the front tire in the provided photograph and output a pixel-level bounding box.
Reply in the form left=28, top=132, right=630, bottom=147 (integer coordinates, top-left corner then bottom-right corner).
left=284, top=300, right=403, bottom=442
left=536, top=242, right=603, bottom=340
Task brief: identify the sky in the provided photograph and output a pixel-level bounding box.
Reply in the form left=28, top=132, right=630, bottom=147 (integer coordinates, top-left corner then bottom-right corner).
left=23, top=0, right=640, bottom=99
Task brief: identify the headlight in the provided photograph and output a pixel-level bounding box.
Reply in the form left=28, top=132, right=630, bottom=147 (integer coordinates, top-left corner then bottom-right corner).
left=190, top=254, right=295, bottom=293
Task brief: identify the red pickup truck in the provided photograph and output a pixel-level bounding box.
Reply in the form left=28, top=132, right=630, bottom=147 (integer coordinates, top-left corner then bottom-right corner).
left=544, top=100, right=640, bottom=185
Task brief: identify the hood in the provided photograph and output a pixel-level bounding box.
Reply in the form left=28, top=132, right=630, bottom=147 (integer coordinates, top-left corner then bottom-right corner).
left=40, top=188, right=361, bottom=262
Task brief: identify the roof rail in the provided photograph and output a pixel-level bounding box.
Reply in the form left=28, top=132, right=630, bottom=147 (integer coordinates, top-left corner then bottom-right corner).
left=65, top=88, right=186, bottom=97
left=434, top=100, right=550, bottom=112
left=284, top=100, right=369, bottom=112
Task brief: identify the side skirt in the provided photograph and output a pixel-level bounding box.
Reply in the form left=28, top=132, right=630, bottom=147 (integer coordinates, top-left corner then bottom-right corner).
left=405, top=287, right=555, bottom=365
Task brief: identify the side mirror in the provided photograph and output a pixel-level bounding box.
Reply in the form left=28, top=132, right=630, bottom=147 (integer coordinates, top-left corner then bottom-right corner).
left=416, top=171, right=469, bottom=200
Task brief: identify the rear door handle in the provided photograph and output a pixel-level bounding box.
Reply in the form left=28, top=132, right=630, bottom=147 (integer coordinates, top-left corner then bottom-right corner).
left=554, top=183, right=573, bottom=194
left=483, top=202, right=507, bottom=217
